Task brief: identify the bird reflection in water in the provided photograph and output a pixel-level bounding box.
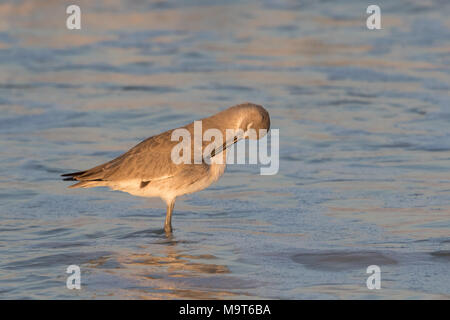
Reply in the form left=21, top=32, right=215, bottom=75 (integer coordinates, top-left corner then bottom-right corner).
left=86, top=232, right=243, bottom=299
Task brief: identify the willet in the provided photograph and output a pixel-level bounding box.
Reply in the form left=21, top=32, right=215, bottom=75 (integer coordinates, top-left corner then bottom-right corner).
left=62, top=103, right=270, bottom=234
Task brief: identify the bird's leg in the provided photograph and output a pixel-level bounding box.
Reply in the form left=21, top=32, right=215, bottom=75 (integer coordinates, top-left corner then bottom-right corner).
left=164, top=199, right=175, bottom=234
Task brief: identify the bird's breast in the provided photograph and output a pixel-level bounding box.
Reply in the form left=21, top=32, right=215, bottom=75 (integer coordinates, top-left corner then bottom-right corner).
left=209, top=162, right=226, bottom=183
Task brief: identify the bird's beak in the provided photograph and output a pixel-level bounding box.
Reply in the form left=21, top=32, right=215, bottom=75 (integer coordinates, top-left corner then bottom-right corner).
left=210, top=135, right=241, bottom=158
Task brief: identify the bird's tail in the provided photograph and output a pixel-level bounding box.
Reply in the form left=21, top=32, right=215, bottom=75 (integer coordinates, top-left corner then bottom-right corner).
left=61, top=170, right=87, bottom=179
left=61, top=170, right=105, bottom=188
left=68, top=181, right=104, bottom=189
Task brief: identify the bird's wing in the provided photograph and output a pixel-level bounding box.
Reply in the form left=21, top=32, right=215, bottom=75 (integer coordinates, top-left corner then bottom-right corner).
left=62, top=130, right=184, bottom=182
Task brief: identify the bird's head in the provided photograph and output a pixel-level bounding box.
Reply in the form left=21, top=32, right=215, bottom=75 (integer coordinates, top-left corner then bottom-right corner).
left=205, top=102, right=271, bottom=159
left=235, top=103, right=271, bottom=140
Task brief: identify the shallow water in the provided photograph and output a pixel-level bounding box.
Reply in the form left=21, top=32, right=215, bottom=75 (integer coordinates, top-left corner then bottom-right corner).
left=0, top=0, right=449, bottom=299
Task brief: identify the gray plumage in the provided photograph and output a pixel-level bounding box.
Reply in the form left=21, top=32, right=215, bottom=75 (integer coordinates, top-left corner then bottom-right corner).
left=62, top=102, right=270, bottom=233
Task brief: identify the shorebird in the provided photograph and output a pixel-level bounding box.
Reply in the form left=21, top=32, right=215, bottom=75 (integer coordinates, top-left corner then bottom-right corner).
left=62, top=103, right=270, bottom=234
